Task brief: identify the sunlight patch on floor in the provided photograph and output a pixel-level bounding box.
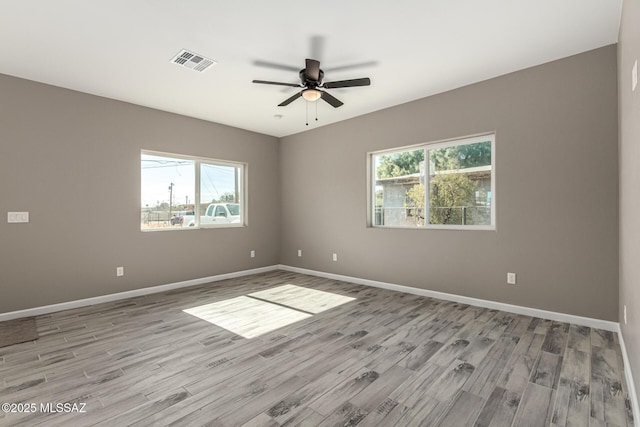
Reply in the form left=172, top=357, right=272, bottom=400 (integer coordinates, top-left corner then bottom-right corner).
left=183, top=295, right=311, bottom=339
left=183, top=285, right=355, bottom=338
left=248, top=284, right=356, bottom=314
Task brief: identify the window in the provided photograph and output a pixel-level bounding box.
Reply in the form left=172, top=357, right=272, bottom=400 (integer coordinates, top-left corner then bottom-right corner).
left=141, top=151, right=245, bottom=231
left=370, top=134, right=495, bottom=230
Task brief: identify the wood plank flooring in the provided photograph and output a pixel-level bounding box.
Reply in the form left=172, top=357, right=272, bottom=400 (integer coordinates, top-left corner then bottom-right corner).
left=0, top=271, right=634, bottom=426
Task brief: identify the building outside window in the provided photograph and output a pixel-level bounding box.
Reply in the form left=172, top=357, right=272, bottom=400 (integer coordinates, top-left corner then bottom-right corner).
left=371, top=134, right=495, bottom=230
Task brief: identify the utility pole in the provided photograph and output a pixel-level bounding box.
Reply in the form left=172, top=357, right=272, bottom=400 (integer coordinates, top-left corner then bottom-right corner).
left=168, top=182, right=174, bottom=220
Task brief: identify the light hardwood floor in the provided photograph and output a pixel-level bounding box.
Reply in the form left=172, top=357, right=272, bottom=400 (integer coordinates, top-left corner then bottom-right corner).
left=0, top=271, right=634, bottom=426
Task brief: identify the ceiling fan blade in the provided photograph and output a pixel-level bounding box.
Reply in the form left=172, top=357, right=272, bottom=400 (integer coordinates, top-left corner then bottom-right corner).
left=278, top=92, right=302, bottom=106
left=323, top=78, right=371, bottom=89
left=310, top=36, right=325, bottom=62
left=253, top=60, right=300, bottom=72
left=253, top=80, right=301, bottom=88
left=320, top=91, right=343, bottom=108
left=305, top=58, right=320, bottom=81
left=324, top=61, right=378, bottom=73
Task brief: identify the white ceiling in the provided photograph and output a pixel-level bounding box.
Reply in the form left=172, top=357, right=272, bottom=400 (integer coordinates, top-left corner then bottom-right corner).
left=0, top=1, right=622, bottom=138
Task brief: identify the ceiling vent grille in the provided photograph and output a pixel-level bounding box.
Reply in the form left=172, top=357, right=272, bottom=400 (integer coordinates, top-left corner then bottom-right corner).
left=171, top=49, right=216, bottom=72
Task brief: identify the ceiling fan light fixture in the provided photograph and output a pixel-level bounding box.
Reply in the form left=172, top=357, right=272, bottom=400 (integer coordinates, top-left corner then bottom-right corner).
left=302, top=89, right=322, bottom=102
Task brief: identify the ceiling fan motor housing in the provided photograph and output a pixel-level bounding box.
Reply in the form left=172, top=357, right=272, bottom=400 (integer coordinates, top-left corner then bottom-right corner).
left=300, top=69, right=324, bottom=87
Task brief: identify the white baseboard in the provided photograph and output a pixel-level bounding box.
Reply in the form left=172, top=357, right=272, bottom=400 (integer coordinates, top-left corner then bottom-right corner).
left=0, top=265, right=280, bottom=322
left=616, top=326, right=640, bottom=425
left=278, top=264, right=619, bottom=332
left=2, top=263, right=620, bottom=333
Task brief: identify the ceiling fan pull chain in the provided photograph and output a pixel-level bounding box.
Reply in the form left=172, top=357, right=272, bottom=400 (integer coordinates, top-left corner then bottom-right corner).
left=315, top=100, right=318, bottom=122
left=306, top=101, right=309, bottom=126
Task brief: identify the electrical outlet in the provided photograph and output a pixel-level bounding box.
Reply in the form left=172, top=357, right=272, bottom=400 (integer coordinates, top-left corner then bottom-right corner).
left=297, top=249, right=302, bottom=257
left=507, top=272, right=516, bottom=285
left=332, top=253, right=338, bottom=262
left=624, top=305, right=627, bottom=325
left=116, top=266, right=124, bottom=277
left=250, top=250, right=255, bottom=258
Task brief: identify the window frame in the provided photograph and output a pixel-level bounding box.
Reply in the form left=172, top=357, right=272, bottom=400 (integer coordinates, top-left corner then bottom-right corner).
left=368, top=133, right=496, bottom=231
left=141, top=150, right=247, bottom=232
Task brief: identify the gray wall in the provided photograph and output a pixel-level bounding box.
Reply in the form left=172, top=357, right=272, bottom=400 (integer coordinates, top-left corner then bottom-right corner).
left=0, top=74, right=280, bottom=313
left=0, top=45, right=621, bottom=325
left=619, top=0, right=640, bottom=402
left=280, top=45, right=619, bottom=321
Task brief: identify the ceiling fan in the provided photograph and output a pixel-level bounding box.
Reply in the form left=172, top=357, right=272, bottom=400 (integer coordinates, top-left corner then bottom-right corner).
left=252, top=58, right=371, bottom=108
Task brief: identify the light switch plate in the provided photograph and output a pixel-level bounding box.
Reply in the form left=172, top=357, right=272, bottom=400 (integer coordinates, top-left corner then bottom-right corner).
left=7, top=212, right=29, bottom=223
left=633, top=60, right=638, bottom=92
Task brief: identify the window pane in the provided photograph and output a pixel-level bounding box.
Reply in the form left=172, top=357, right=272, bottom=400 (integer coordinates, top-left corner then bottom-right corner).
left=428, top=140, right=492, bottom=226
left=373, top=149, right=425, bottom=227
left=199, top=163, right=242, bottom=226
left=141, top=154, right=195, bottom=230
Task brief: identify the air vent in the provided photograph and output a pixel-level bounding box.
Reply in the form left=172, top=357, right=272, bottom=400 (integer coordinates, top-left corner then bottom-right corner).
left=171, top=49, right=216, bottom=73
